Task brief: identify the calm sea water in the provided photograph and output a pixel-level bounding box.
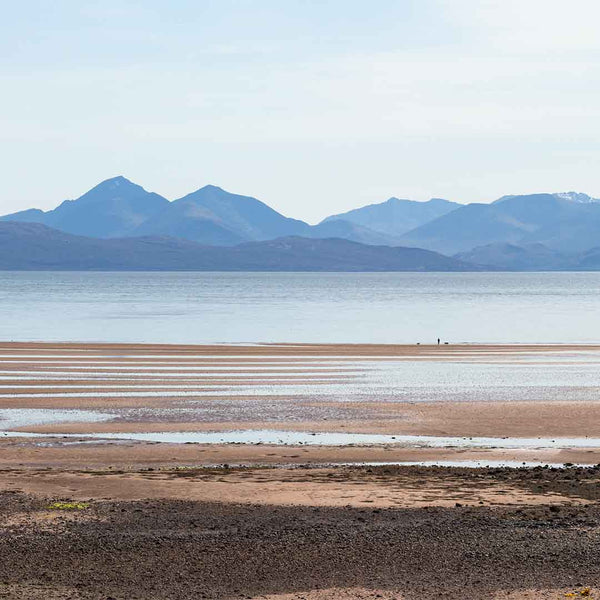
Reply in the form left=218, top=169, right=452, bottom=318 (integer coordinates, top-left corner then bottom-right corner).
left=1, top=271, right=600, bottom=344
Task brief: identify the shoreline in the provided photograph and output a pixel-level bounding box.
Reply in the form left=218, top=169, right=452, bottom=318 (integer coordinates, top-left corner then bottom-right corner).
left=2, top=437, right=600, bottom=470
left=4, top=341, right=600, bottom=352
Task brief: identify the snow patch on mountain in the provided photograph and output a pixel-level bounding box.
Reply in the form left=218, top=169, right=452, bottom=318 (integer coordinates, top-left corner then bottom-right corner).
left=554, top=191, right=600, bottom=204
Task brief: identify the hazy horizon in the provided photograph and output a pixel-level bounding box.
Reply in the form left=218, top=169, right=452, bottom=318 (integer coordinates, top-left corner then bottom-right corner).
left=3, top=0, right=600, bottom=222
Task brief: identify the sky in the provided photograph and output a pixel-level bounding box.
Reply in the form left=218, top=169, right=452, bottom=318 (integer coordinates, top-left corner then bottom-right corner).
left=2, top=0, right=600, bottom=223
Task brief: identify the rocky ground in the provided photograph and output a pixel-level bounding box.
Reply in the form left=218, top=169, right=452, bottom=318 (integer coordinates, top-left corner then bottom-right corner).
left=1, top=465, right=600, bottom=599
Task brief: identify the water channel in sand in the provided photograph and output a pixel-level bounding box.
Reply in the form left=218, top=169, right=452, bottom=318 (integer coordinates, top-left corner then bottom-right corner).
left=3, top=409, right=600, bottom=456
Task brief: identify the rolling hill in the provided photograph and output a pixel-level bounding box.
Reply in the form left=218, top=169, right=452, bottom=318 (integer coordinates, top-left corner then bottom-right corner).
left=0, top=222, right=478, bottom=271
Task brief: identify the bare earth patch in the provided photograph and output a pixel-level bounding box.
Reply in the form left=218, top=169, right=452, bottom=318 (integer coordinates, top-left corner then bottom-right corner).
left=494, top=590, right=597, bottom=599
left=0, top=584, right=86, bottom=600
left=251, top=590, right=402, bottom=599
left=0, top=466, right=593, bottom=508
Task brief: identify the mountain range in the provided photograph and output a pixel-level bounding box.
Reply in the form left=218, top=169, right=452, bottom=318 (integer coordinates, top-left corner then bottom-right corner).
left=1, top=177, right=398, bottom=247
left=3, top=176, right=600, bottom=270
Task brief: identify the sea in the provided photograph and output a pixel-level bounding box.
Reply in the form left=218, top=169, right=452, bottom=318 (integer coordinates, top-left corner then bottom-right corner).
left=1, top=271, right=600, bottom=344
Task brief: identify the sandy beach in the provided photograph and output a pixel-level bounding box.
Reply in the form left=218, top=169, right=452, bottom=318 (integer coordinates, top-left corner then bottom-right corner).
left=2, top=342, right=600, bottom=598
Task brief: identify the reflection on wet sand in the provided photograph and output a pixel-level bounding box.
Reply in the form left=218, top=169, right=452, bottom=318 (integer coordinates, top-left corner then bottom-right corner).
left=3, top=342, right=600, bottom=465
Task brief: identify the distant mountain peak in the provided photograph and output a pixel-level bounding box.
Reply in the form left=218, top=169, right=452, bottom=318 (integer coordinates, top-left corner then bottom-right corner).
left=321, top=196, right=460, bottom=239
left=90, top=175, right=141, bottom=192
left=198, top=184, right=224, bottom=192
left=64, top=176, right=149, bottom=206
left=553, top=191, right=600, bottom=204
left=107, top=175, right=128, bottom=184
left=182, top=185, right=246, bottom=201
left=0, top=176, right=170, bottom=239
left=384, top=196, right=454, bottom=205
left=494, top=191, right=600, bottom=205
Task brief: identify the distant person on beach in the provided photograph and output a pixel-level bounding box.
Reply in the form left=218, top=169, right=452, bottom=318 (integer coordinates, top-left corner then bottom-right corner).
left=437, top=338, right=440, bottom=345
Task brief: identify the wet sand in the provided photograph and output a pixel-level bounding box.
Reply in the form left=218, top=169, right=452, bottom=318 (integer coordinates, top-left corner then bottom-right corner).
left=4, top=342, right=600, bottom=450
left=16, top=399, right=600, bottom=439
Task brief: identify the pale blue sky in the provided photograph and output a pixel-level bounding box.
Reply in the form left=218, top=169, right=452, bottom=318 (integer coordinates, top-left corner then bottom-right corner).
left=3, top=0, right=600, bottom=222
